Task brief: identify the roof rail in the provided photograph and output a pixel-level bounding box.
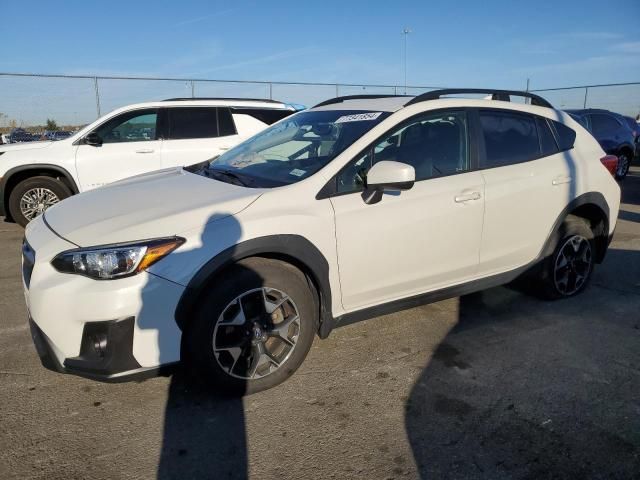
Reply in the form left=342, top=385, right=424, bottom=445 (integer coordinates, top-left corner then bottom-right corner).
left=162, top=97, right=283, bottom=103
left=404, top=89, right=553, bottom=109
left=313, top=94, right=410, bottom=108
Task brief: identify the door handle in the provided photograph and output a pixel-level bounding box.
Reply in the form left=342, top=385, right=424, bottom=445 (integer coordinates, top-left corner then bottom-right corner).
left=454, top=191, right=481, bottom=203
left=135, top=149, right=155, bottom=154
left=552, top=175, right=571, bottom=185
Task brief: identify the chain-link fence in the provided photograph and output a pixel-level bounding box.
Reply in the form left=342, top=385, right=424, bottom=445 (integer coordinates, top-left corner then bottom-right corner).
left=529, top=82, right=640, bottom=116
left=0, top=72, right=442, bottom=130
left=0, top=72, right=638, bottom=130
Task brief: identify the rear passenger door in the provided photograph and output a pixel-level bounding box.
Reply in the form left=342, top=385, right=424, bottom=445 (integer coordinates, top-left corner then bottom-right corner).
left=476, top=109, right=575, bottom=275
left=160, top=107, right=239, bottom=167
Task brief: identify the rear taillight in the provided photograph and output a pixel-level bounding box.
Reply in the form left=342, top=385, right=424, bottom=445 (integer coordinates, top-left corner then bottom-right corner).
left=600, top=155, right=618, bottom=176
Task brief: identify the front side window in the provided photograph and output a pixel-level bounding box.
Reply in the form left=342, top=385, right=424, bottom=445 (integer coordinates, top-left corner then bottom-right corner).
left=205, top=110, right=391, bottom=188
left=479, top=111, right=539, bottom=168
left=94, top=109, right=158, bottom=143
left=336, top=111, right=469, bottom=193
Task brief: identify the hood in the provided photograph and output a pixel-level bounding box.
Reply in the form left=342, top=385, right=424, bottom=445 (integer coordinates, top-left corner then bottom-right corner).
left=43, top=168, right=263, bottom=246
left=0, top=141, right=54, bottom=153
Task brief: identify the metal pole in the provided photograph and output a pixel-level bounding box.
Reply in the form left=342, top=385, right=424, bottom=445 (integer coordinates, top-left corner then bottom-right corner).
left=402, top=28, right=411, bottom=94
left=525, top=78, right=530, bottom=104
left=269, top=83, right=273, bottom=100
left=190, top=80, right=195, bottom=98
left=336, top=84, right=339, bottom=97
left=93, top=77, right=101, bottom=118
left=583, top=87, right=589, bottom=108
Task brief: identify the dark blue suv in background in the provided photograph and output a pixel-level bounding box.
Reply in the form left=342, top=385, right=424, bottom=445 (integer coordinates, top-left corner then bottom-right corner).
left=566, top=109, right=636, bottom=179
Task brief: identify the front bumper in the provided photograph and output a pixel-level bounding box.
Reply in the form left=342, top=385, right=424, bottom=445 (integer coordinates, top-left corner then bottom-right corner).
left=29, top=316, right=174, bottom=382
left=24, top=215, right=186, bottom=382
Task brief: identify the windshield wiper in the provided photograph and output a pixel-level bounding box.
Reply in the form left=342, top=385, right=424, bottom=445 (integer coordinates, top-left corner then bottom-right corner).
left=207, top=168, right=252, bottom=187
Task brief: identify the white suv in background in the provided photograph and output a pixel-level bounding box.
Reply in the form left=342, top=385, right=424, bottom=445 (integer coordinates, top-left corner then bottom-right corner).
left=0, top=98, right=297, bottom=226
left=23, top=89, right=620, bottom=394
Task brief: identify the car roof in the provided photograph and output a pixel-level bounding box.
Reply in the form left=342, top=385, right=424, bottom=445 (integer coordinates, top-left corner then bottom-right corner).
left=114, top=98, right=295, bottom=112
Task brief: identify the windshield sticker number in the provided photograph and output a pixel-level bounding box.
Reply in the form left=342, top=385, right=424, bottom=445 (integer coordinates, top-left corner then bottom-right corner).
left=289, top=168, right=306, bottom=177
left=334, top=112, right=383, bottom=124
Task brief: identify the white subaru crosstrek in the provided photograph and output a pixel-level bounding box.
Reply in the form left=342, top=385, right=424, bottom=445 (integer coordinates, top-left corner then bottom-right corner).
left=0, top=98, right=297, bottom=226
left=23, top=89, right=620, bottom=394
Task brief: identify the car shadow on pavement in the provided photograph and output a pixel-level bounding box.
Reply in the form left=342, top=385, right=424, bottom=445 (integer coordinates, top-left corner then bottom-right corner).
left=404, top=248, right=640, bottom=479
left=136, top=213, right=253, bottom=480
left=157, top=371, right=248, bottom=480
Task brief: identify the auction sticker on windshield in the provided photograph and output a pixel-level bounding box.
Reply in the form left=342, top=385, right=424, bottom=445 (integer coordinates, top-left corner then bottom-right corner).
left=334, top=112, right=383, bottom=123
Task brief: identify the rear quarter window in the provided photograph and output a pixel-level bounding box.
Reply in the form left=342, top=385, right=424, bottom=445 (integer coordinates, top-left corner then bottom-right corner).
left=550, top=120, right=577, bottom=151
left=232, top=108, right=294, bottom=125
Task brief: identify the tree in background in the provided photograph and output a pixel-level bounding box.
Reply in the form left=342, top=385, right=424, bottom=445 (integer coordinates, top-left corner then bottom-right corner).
left=46, top=118, right=58, bottom=131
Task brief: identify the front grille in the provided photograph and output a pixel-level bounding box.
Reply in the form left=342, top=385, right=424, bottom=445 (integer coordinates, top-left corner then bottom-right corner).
left=22, top=239, right=35, bottom=289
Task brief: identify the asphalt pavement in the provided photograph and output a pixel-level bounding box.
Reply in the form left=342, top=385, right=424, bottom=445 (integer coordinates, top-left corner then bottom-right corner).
left=1, top=168, right=639, bottom=480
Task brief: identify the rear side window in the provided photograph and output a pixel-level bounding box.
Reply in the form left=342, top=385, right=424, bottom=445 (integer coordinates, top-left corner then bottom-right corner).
left=479, top=111, right=540, bottom=167
left=232, top=108, right=293, bottom=125
left=550, top=120, right=576, bottom=151
left=167, top=107, right=218, bottom=139
left=536, top=117, right=559, bottom=157
left=590, top=114, right=620, bottom=137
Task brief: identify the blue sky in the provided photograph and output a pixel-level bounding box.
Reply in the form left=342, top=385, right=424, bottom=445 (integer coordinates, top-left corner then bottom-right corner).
left=2, top=0, right=640, bottom=123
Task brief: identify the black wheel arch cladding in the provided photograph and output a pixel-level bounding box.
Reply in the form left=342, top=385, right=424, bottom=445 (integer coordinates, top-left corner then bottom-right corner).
left=174, top=234, right=334, bottom=338
left=0, top=164, right=79, bottom=218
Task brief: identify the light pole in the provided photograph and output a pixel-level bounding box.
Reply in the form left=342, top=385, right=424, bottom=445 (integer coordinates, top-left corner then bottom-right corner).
left=402, top=27, right=412, bottom=94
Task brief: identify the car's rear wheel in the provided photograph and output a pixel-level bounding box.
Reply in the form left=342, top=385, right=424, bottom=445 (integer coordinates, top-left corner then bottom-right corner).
left=8, top=176, right=71, bottom=227
left=184, top=257, right=317, bottom=395
left=536, top=215, right=595, bottom=299
left=615, top=152, right=631, bottom=179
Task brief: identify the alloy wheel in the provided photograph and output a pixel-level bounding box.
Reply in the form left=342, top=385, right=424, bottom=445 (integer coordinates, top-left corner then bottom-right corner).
left=19, top=187, right=60, bottom=221
left=616, top=154, right=629, bottom=178
left=213, top=287, right=301, bottom=380
left=553, top=235, right=592, bottom=296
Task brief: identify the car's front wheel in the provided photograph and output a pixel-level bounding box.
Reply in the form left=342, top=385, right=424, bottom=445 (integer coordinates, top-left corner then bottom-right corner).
left=184, top=257, right=317, bottom=395
left=536, top=215, right=595, bottom=299
left=8, top=176, right=71, bottom=227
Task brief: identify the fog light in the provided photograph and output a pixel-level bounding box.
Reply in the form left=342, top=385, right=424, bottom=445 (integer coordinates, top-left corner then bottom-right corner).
left=91, top=333, right=108, bottom=358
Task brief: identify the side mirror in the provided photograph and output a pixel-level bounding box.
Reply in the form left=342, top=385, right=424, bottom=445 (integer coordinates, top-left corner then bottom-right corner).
left=362, top=160, right=415, bottom=205
left=84, top=132, right=103, bottom=146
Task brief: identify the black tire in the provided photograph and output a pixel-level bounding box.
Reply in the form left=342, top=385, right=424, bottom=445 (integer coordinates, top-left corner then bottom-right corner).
left=615, top=151, right=631, bottom=180
left=184, top=257, right=317, bottom=395
left=8, top=176, right=71, bottom=227
left=535, top=215, right=595, bottom=300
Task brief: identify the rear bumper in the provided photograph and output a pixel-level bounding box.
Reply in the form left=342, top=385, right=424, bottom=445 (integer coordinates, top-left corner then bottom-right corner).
left=29, top=316, right=176, bottom=382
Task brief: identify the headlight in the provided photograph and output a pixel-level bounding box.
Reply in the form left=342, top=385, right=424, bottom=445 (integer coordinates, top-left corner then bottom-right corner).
left=51, top=237, right=185, bottom=280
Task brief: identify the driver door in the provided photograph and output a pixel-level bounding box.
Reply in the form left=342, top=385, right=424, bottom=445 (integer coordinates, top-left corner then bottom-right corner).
left=330, top=110, right=485, bottom=311
left=75, top=109, right=162, bottom=191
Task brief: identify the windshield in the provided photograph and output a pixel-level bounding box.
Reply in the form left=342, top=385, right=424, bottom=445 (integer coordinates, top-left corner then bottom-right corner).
left=206, top=110, right=391, bottom=187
